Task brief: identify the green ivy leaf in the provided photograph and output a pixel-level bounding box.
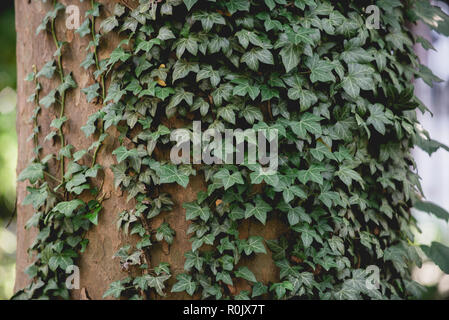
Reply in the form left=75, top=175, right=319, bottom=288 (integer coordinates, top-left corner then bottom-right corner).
left=235, top=266, right=257, bottom=283
left=244, top=197, right=272, bottom=225
left=183, top=202, right=212, bottom=222
left=421, top=242, right=449, bottom=274
left=82, top=83, right=100, bottom=103
left=36, top=61, right=56, bottom=79
left=171, top=273, right=196, bottom=295
left=183, top=0, right=198, bottom=11
left=52, top=199, right=84, bottom=217
left=289, top=113, right=322, bottom=139
left=213, top=169, right=244, bottom=190
left=366, top=104, right=393, bottom=135
left=280, top=44, right=301, bottom=73
left=341, top=63, right=374, bottom=98
left=103, top=280, right=126, bottom=299
left=414, top=201, right=449, bottom=222
left=157, top=164, right=189, bottom=188
left=336, top=166, right=364, bottom=188
left=18, top=163, right=45, bottom=184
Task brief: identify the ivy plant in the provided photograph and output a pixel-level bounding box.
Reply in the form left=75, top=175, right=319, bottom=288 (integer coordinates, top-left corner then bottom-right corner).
left=14, top=0, right=449, bottom=300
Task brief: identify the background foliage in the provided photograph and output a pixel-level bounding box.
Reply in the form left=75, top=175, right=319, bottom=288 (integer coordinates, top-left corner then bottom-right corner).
left=0, top=1, right=17, bottom=300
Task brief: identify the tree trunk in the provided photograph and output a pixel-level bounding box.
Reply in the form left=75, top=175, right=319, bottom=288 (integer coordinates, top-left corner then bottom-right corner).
left=14, top=0, right=283, bottom=300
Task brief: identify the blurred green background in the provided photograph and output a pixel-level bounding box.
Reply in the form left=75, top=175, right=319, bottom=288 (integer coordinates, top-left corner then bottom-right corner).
left=0, top=1, right=17, bottom=300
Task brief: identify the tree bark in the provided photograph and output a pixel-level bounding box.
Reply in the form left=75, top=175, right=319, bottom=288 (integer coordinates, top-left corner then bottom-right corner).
left=14, top=0, right=284, bottom=299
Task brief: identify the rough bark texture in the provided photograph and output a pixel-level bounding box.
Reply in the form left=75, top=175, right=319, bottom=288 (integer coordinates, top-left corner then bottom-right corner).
left=15, top=0, right=284, bottom=299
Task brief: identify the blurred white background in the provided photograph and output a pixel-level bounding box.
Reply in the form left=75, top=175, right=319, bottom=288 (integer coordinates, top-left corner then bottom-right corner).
left=412, top=0, right=449, bottom=298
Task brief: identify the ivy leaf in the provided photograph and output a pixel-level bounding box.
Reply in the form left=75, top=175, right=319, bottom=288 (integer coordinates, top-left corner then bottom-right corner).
left=336, top=166, right=364, bottom=188
left=81, top=112, right=101, bottom=137
left=306, top=56, right=335, bottom=83
left=240, top=236, right=267, bottom=255
left=113, top=3, right=126, bottom=17
left=414, top=201, right=449, bottom=222
left=196, top=65, right=221, bottom=87
left=297, top=164, right=326, bottom=185
left=341, top=63, right=374, bottom=98
left=244, top=197, right=272, bottom=225
left=240, top=106, right=263, bottom=124
left=156, top=223, right=175, bottom=244
left=105, top=83, right=125, bottom=104
left=76, top=19, right=91, bottom=37
left=146, top=274, right=171, bottom=296
left=283, top=185, right=307, bottom=203
left=173, top=36, right=198, bottom=58
left=217, top=106, right=236, bottom=124
left=287, top=206, right=311, bottom=225
left=18, top=163, right=45, bottom=184
left=232, top=79, right=260, bottom=101
left=292, top=224, right=320, bottom=247
left=270, top=281, right=294, bottom=299
left=192, top=11, right=226, bottom=32
left=213, top=169, right=244, bottom=190
left=84, top=203, right=101, bottom=226
left=36, top=61, right=56, bottom=79
left=40, top=90, right=56, bottom=108
left=50, top=116, right=67, bottom=130
left=107, top=46, right=132, bottom=67
left=289, top=113, right=322, bottom=139
left=23, top=184, right=48, bottom=209
left=183, top=202, right=211, bottom=222
left=249, top=169, right=280, bottom=187
left=311, top=141, right=335, bottom=162
left=412, top=1, right=449, bottom=36
left=235, top=266, right=257, bottom=283
left=183, top=0, right=198, bottom=11
left=157, top=26, right=176, bottom=41
left=184, top=251, right=205, bottom=271
left=103, top=280, right=126, bottom=299
left=241, top=48, right=274, bottom=71
left=52, top=199, right=84, bottom=217
left=216, top=272, right=233, bottom=286
left=82, top=83, right=100, bottom=103
left=366, top=104, right=392, bottom=135
left=328, top=236, right=345, bottom=255
left=49, top=254, right=74, bottom=272
left=252, top=282, right=268, bottom=297
left=158, top=164, right=189, bottom=188
left=171, top=273, right=196, bottom=295
left=235, top=29, right=263, bottom=49
left=58, top=73, right=77, bottom=95
left=340, top=47, right=374, bottom=64
left=100, top=16, right=119, bottom=34
left=172, top=60, right=199, bottom=82
left=280, top=44, right=301, bottom=73
left=288, top=27, right=316, bottom=45
left=226, top=0, right=250, bottom=14
left=135, top=38, right=162, bottom=54
left=112, top=146, right=138, bottom=163
left=421, top=242, right=449, bottom=274
left=211, top=84, right=233, bottom=106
